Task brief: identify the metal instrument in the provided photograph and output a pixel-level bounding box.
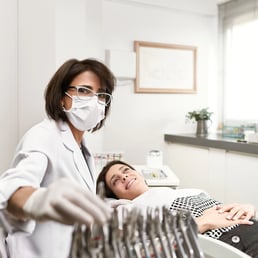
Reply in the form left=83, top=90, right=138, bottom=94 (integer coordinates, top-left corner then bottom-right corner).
left=68, top=206, right=205, bottom=258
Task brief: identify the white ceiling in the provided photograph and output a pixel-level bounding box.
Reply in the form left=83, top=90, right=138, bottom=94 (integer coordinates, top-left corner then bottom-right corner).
left=217, top=0, right=230, bottom=3
left=106, top=0, right=230, bottom=15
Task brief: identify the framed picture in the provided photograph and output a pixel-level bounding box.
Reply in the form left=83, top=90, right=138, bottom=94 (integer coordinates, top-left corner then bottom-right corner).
left=134, top=41, right=197, bottom=93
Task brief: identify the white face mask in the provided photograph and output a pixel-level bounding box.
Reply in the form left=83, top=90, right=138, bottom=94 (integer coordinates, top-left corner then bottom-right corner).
left=63, top=93, right=105, bottom=131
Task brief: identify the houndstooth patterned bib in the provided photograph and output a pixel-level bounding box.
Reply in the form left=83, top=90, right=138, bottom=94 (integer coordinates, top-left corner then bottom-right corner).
left=169, top=192, right=237, bottom=239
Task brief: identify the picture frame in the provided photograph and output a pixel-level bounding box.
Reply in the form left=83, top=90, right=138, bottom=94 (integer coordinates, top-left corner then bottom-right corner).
left=134, top=41, right=197, bottom=93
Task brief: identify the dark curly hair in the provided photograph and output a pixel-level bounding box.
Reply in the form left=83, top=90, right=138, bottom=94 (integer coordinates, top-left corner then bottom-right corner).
left=96, top=160, right=136, bottom=199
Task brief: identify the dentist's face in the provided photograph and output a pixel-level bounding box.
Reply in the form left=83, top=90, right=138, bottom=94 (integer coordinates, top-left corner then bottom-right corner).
left=105, top=164, right=149, bottom=200
left=62, top=70, right=101, bottom=111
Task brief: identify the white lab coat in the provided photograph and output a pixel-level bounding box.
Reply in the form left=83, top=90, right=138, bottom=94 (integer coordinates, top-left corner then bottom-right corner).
left=0, top=118, right=96, bottom=258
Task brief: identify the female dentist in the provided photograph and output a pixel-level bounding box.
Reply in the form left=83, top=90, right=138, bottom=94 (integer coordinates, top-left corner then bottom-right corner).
left=0, top=58, right=115, bottom=258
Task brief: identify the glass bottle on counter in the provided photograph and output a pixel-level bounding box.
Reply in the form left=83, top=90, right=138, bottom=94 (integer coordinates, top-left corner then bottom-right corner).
left=146, top=150, right=163, bottom=168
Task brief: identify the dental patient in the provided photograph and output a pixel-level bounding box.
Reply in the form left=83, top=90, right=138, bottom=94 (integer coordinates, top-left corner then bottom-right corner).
left=97, top=160, right=258, bottom=257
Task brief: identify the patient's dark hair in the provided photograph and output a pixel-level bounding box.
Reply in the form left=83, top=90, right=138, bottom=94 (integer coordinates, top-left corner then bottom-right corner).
left=96, top=160, right=135, bottom=199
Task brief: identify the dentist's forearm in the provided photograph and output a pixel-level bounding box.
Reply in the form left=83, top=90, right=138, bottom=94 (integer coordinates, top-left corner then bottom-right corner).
left=7, top=187, right=36, bottom=219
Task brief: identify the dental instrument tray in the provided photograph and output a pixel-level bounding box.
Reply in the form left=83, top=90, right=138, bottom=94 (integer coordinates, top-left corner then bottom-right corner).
left=68, top=206, right=205, bottom=258
left=133, top=165, right=180, bottom=188
left=141, top=168, right=167, bottom=179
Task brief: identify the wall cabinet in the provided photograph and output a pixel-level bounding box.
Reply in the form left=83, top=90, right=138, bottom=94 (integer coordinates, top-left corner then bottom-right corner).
left=164, top=143, right=258, bottom=209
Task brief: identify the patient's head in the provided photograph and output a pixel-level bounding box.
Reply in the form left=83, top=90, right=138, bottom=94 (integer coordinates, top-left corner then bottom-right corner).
left=97, top=160, right=149, bottom=200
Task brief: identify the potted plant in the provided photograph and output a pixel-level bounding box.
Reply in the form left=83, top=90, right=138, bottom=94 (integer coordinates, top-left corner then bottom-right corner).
left=186, top=107, right=213, bottom=136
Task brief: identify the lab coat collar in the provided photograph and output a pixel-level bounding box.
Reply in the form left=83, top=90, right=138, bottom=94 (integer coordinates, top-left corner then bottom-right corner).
left=57, top=120, right=96, bottom=191
left=56, top=119, right=70, bottom=132
left=57, top=120, right=76, bottom=152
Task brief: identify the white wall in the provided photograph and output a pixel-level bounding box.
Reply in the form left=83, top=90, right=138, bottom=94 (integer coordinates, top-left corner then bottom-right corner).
left=0, top=0, right=218, bottom=172
left=18, top=0, right=56, bottom=137
left=102, top=0, right=218, bottom=164
left=55, top=0, right=106, bottom=153
left=0, top=0, right=18, bottom=172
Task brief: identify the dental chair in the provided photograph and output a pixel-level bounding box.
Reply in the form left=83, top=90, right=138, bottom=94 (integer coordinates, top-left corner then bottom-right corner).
left=198, top=234, right=251, bottom=258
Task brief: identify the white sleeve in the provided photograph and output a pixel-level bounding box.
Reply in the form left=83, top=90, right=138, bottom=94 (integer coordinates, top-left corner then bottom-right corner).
left=0, top=151, right=48, bottom=210
left=0, top=210, right=35, bottom=234
left=0, top=151, right=47, bottom=234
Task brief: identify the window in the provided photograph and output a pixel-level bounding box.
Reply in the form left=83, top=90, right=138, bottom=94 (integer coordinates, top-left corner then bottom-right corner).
left=219, top=0, right=258, bottom=123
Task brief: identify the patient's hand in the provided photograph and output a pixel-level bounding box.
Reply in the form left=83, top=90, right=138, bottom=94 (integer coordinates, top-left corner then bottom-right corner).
left=195, top=206, right=254, bottom=234
left=216, top=203, right=256, bottom=221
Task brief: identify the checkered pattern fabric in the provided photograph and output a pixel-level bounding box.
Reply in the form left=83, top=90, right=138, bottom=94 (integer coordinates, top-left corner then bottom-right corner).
left=169, top=192, right=238, bottom=239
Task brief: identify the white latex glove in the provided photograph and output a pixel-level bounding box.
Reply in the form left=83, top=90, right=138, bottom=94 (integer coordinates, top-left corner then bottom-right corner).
left=23, top=178, right=112, bottom=226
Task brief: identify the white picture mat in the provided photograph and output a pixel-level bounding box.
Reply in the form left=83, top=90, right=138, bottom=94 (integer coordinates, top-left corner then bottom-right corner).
left=135, top=41, right=197, bottom=93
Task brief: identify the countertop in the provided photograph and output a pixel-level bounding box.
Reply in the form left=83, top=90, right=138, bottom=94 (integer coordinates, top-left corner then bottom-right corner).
left=164, top=133, right=258, bottom=155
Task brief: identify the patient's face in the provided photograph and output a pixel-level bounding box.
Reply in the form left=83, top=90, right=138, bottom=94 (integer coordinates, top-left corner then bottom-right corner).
left=105, top=164, right=149, bottom=200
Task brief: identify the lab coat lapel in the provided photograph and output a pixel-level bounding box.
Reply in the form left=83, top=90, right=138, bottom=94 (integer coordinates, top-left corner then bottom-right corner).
left=73, top=146, right=95, bottom=192
left=81, top=138, right=97, bottom=185
left=59, top=122, right=95, bottom=192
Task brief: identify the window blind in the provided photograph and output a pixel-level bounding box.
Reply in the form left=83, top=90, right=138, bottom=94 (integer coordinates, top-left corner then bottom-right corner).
left=218, top=0, right=258, bottom=122
left=219, top=0, right=258, bottom=25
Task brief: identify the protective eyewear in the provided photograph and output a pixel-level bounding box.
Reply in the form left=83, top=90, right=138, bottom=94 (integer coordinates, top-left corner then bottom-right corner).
left=67, top=86, right=112, bottom=106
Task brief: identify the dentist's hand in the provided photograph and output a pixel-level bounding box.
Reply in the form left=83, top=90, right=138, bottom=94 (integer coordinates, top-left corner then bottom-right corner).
left=23, top=178, right=112, bottom=226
